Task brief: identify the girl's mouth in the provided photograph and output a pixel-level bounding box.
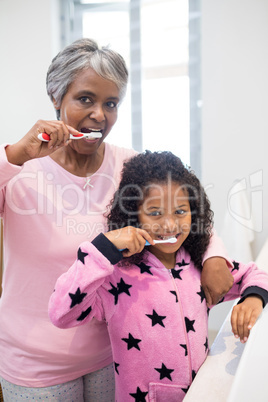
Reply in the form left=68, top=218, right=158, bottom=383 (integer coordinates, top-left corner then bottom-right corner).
left=157, top=233, right=180, bottom=241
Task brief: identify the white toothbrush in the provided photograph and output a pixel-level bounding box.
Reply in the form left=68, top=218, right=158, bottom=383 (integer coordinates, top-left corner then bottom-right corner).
left=145, top=237, right=177, bottom=246
left=38, top=132, right=102, bottom=142
left=119, top=237, right=177, bottom=251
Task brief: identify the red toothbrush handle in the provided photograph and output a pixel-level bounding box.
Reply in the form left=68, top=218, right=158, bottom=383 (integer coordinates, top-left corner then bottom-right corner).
left=37, top=133, right=50, bottom=142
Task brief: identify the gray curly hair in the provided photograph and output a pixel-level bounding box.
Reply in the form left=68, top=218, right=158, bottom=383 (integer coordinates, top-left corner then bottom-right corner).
left=46, top=38, right=128, bottom=118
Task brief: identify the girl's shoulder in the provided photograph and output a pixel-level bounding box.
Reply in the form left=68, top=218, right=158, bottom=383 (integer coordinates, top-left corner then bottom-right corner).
left=176, top=247, right=191, bottom=264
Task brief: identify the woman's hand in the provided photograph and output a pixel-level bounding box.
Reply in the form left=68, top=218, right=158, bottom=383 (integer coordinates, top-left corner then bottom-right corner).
left=5, top=119, right=80, bottom=165
left=231, top=296, right=263, bottom=343
left=104, top=226, right=154, bottom=257
left=201, top=257, right=234, bottom=307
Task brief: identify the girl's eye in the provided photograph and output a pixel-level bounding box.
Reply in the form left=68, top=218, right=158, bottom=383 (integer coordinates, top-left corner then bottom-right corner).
left=176, top=209, right=186, bottom=215
left=149, top=210, right=161, bottom=216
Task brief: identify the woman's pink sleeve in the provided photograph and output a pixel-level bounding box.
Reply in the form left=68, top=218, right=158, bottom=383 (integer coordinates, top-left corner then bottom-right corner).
left=202, top=230, right=233, bottom=267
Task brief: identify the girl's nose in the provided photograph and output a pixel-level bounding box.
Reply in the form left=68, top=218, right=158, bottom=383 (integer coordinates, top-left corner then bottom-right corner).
left=161, top=216, right=178, bottom=231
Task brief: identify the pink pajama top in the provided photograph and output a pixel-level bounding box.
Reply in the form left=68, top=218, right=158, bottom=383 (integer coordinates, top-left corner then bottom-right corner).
left=49, top=234, right=268, bottom=401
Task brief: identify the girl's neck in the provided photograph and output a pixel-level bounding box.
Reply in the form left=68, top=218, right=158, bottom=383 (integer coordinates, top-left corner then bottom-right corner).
left=148, top=247, right=177, bottom=269
left=50, top=143, right=105, bottom=177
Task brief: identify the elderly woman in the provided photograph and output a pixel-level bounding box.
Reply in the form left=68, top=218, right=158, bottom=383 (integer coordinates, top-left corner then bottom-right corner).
left=0, top=38, right=233, bottom=401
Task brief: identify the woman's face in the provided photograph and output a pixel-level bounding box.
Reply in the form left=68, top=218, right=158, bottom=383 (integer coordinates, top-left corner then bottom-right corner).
left=57, top=67, right=120, bottom=155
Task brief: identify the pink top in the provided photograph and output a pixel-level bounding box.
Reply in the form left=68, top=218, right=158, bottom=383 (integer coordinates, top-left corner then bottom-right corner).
left=0, top=142, right=136, bottom=387
left=0, top=142, right=229, bottom=387
left=48, top=238, right=268, bottom=401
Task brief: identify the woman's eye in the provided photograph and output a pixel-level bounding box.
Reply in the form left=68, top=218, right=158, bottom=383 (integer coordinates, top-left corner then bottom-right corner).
left=79, top=97, right=92, bottom=104
left=106, top=101, right=117, bottom=109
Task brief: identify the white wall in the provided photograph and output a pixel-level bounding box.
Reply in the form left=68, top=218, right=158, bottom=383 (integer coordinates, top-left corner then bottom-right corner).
left=201, top=0, right=268, bottom=258
left=0, top=0, right=61, bottom=143
left=201, top=0, right=268, bottom=333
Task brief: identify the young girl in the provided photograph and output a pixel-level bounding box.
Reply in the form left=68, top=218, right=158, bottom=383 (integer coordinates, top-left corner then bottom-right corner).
left=49, top=151, right=268, bottom=402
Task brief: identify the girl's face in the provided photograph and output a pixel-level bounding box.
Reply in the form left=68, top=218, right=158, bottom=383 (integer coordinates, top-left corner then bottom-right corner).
left=138, top=181, right=191, bottom=265
left=56, top=67, right=120, bottom=155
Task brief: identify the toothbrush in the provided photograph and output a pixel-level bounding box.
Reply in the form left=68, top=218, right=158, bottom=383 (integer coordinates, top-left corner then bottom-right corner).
left=144, top=237, right=177, bottom=246
left=38, top=132, right=102, bottom=142
left=119, top=237, right=177, bottom=251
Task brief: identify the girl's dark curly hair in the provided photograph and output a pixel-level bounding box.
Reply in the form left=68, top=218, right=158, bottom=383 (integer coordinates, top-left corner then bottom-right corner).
left=107, top=150, right=214, bottom=269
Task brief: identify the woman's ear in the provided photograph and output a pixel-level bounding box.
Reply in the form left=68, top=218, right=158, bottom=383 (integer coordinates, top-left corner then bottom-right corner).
left=52, top=97, right=61, bottom=120
left=52, top=97, right=60, bottom=110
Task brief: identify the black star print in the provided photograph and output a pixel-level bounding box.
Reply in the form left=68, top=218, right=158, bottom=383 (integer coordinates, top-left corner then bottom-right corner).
left=197, top=286, right=206, bottom=303
left=171, top=268, right=183, bottom=280
left=232, top=261, right=240, bottom=272
left=108, top=282, right=119, bottom=305
left=155, top=363, right=174, bottom=381
left=117, top=278, right=132, bottom=296
left=185, top=317, right=195, bottom=333
left=177, top=259, right=190, bottom=267
left=192, top=370, right=197, bottom=380
left=77, top=306, right=92, bottom=321
left=114, top=362, right=120, bottom=375
left=182, top=385, right=190, bottom=394
left=136, top=262, right=153, bottom=275
left=108, top=278, right=132, bottom=305
left=146, top=310, right=166, bottom=327
left=77, top=248, right=88, bottom=264
left=180, top=344, right=188, bottom=356
left=69, top=287, right=87, bottom=308
left=237, top=278, right=242, bottom=287
left=129, top=386, right=148, bottom=401
left=217, top=297, right=225, bottom=304
left=122, top=333, right=141, bottom=351
left=204, top=337, right=209, bottom=351
left=170, top=290, right=178, bottom=302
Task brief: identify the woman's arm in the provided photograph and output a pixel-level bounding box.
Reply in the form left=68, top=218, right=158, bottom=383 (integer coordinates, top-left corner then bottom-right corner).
left=201, top=231, right=234, bottom=306
left=201, top=257, right=234, bottom=306
left=5, top=120, right=81, bottom=166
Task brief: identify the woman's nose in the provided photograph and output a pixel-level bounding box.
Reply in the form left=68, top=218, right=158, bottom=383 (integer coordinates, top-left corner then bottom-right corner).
left=89, top=104, right=105, bottom=122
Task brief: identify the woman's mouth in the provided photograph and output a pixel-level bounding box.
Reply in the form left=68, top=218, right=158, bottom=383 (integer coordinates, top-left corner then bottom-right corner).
left=80, top=127, right=103, bottom=139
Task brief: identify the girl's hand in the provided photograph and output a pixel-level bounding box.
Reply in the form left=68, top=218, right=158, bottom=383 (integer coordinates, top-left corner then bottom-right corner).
left=104, top=226, right=154, bottom=257
left=201, top=257, right=234, bottom=307
left=5, top=119, right=80, bottom=165
left=231, top=296, right=263, bottom=343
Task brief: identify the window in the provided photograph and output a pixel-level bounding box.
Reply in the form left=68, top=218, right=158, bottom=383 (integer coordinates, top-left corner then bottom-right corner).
left=60, top=0, right=201, bottom=172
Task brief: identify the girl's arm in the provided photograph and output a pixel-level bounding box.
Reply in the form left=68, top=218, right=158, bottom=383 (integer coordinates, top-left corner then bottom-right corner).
left=231, top=295, right=263, bottom=343
left=48, top=237, right=121, bottom=329
left=216, top=260, right=268, bottom=343
left=201, top=231, right=234, bottom=306
left=49, top=228, right=151, bottom=328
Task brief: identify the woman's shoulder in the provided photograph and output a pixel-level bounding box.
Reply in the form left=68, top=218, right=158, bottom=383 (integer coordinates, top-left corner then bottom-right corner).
left=105, top=142, right=138, bottom=161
